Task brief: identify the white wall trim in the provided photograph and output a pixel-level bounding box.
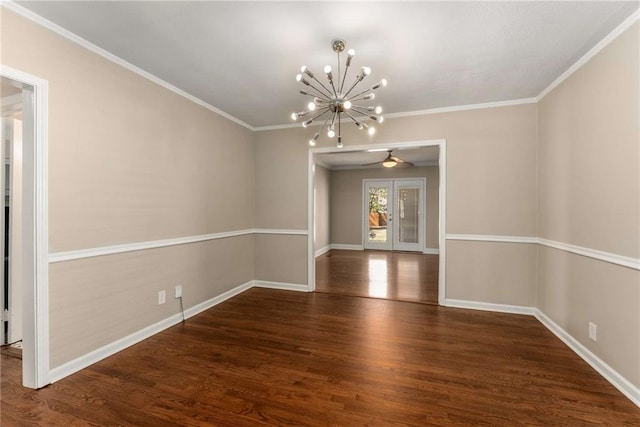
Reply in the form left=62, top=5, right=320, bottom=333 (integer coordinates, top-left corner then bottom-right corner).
left=49, top=229, right=254, bottom=263
left=253, top=228, right=308, bottom=235
left=49, top=280, right=254, bottom=383
left=445, top=299, right=535, bottom=316
left=446, top=234, right=538, bottom=244
left=48, top=228, right=310, bottom=263
left=445, top=234, right=640, bottom=271
left=315, top=245, right=331, bottom=257
left=534, top=309, right=640, bottom=407
left=423, top=248, right=440, bottom=255
left=537, top=9, right=640, bottom=101
left=538, top=238, right=640, bottom=271
left=1, top=1, right=254, bottom=131
left=253, top=280, right=309, bottom=292
left=330, top=244, right=364, bottom=251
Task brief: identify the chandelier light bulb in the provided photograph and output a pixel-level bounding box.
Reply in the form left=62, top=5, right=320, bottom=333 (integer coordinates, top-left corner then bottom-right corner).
left=378, top=116, right=384, bottom=123
left=381, top=78, right=388, bottom=87
left=302, top=119, right=313, bottom=128
left=301, top=65, right=307, bottom=73
left=362, top=66, right=371, bottom=76
left=324, top=65, right=332, bottom=74
left=368, top=126, right=376, bottom=136
left=337, top=138, right=344, bottom=149
left=364, top=93, right=375, bottom=100
left=309, top=132, right=319, bottom=146
left=291, top=112, right=298, bottom=121
left=327, top=129, right=335, bottom=138
left=296, top=74, right=303, bottom=82
left=308, top=102, right=317, bottom=111
left=343, top=100, right=352, bottom=110
left=348, top=49, right=355, bottom=58
left=375, top=106, right=383, bottom=114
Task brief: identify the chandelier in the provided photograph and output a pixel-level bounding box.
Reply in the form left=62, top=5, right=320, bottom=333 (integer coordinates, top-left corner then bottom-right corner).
left=291, top=39, right=387, bottom=148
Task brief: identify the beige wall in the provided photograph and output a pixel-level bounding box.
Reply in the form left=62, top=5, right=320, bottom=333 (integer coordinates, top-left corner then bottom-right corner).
left=2, top=10, right=255, bottom=368
left=314, top=165, right=330, bottom=252
left=254, top=104, right=538, bottom=298
left=537, top=23, right=640, bottom=388
left=330, top=166, right=440, bottom=249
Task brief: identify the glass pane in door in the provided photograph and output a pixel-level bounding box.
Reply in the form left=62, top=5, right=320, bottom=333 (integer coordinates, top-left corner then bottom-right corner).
left=367, top=186, right=388, bottom=244
left=397, top=187, right=419, bottom=244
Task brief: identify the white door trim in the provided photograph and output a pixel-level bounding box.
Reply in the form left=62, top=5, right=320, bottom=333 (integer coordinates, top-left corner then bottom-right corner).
left=308, top=139, right=447, bottom=307
left=0, top=65, right=50, bottom=389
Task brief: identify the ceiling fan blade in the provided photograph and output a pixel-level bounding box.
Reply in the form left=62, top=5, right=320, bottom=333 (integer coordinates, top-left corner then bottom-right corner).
left=395, top=158, right=415, bottom=167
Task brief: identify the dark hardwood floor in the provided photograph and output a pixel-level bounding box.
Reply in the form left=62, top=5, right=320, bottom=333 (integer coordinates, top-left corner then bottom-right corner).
left=315, top=249, right=438, bottom=304
left=2, top=288, right=638, bottom=426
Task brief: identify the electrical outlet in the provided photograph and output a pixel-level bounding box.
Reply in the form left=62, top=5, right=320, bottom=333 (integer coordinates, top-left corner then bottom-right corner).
left=175, top=285, right=182, bottom=299
left=589, top=322, right=597, bottom=342
left=158, top=290, right=166, bottom=305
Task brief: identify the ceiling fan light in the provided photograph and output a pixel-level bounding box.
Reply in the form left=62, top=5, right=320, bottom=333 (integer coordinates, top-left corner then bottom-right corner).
left=383, top=159, right=397, bottom=168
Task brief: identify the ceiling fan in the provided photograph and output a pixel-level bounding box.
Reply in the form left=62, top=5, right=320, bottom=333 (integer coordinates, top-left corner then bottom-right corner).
left=363, top=150, right=414, bottom=168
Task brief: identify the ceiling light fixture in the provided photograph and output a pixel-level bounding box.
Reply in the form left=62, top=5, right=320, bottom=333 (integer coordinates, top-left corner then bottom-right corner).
left=291, top=39, right=387, bottom=148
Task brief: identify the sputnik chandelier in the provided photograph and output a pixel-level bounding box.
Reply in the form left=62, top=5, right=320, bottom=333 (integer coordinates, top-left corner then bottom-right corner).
left=291, top=38, right=387, bottom=148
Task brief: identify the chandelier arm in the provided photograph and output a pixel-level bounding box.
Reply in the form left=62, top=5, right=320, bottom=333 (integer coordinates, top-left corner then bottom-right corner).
left=301, top=88, right=332, bottom=101
left=308, top=107, right=332, bottom=123
left=339, top=62, right=351, bottom=95
left=343, top=76, right=365, bottom=98
left=349, top=107, right=370, bottom=117
left=309, top=76, right=334, bottom=98
left=347, top=87, right=373, bottom=100
left=343, top=111, right=362, bottom=125
left=309, top=77, right=332, bottom=98
left=317, top=114, right=332, bottom=135
left=337, top=52, right=341, bottom=96
left=347, top=94, right=374, bottom=103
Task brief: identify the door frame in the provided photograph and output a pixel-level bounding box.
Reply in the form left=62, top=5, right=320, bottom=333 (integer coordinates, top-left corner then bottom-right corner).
left=307, top=139, right=447, bottom=306
left=362, top=178, right=426, bottom=252
left=0, top=65, right=50, bottom=389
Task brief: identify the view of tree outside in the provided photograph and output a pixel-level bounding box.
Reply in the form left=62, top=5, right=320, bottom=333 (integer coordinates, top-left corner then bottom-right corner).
left=369, top=187, right=388, bottom=213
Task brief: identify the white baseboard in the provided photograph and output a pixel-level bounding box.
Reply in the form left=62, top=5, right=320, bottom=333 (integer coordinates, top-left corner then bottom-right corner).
left=49, top=280, right=253, bottom=383
left=253, top=280, right=309, bottom=292
left=315, top=245, right=331, bottom=257
left=445, top=299, right=535, bottom=316
left=423, top=248, right=440, bottom=255
left=330, top=244, right=363, bottom=251
left=534, top=309, right=640, bottom=407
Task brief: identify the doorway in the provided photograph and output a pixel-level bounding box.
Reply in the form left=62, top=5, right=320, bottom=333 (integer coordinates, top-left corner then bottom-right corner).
left=0, top=66, right=50, bottom=389
left=364, top=178, right=425, bottom=252
left=308, top=140, right=447, bottom=305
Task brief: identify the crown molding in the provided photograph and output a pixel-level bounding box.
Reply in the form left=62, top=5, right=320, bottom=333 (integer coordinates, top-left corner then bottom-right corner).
left=254, top=98, right=538, bottom=132
left=1, top=1, right=255, bottom=131
left=536, top=8, right=640, bottom=101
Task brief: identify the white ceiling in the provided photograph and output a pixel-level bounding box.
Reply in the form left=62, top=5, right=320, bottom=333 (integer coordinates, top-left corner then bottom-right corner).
left=316, top=146, right=439, bottom=169
left=13, top=1, right=640, bottom=128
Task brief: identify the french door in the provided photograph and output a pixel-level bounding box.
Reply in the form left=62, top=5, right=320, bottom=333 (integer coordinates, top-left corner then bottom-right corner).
left=363, top=178, right=425, bottom=252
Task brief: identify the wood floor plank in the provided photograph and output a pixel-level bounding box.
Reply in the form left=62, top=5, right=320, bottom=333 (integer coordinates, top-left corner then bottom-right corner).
left=2, top=288, right=639, bottom=426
